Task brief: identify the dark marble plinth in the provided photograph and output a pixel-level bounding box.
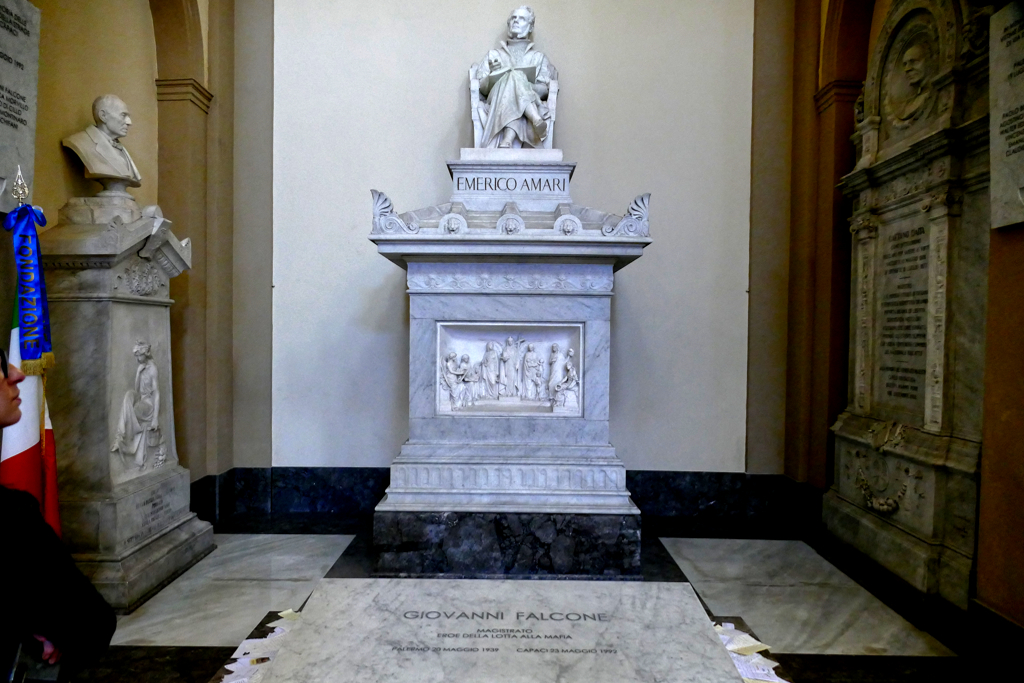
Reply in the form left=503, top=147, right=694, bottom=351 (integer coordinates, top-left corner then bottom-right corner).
left=373, top=511, right=641, bottom=576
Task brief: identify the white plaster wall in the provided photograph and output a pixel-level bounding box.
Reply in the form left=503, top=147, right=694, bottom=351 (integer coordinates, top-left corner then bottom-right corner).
left=272, top=0, right=753, bottom=471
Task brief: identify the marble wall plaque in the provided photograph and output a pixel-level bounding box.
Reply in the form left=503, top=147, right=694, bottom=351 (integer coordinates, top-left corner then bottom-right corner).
left=262, top=579, right=741, bottom=683
left=0, top=0, right=38, bottom=213
left=992, top=2, right=1024, bottom=229
left=875, top=222, right=930, bottom=419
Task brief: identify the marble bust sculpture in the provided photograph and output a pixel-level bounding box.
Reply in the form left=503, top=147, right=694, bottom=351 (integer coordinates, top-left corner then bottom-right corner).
left=474, top=6, right=553, bottom=148
left=62, top=94, right=142, bottom=194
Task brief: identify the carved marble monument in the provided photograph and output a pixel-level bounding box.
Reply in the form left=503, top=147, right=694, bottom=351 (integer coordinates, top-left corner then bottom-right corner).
left=369, top=9, right=650, bottom=575
left=40, top=96, right=213, bottom=611
left=827, top=0, right=991, bottom=608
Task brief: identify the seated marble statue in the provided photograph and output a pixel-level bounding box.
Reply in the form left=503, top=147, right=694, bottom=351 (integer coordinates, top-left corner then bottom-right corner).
left=473, top=6, right=553, bottom=148
left=62, top=94, right=142, bottom=193
left=111, top=340, right=165, bottom=471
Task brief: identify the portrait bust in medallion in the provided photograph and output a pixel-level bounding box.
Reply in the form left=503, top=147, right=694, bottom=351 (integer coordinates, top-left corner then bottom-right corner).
left=62, top=94, right=142, bottom=194
left=884, top=37, right=936, bottom=127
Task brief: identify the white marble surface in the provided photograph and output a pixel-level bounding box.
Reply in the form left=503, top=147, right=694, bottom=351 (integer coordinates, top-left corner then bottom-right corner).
left=660, top=538, right=953, bottom=656
left=111, top=534, right=353, bottom=646
left=263, top=578, right=741, bottom=683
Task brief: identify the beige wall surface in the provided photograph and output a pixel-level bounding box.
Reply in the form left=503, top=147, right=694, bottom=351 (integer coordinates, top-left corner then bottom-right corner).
left=33, top=0, right=158, bottom=222
left=746, top=0, right=794, bottom=474
left=272, top=0, right=754, bottom=471
left=233, top=0, right=274, bottom=468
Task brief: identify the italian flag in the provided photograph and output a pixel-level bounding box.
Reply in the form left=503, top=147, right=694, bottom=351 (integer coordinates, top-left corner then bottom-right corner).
left=0, top=313, right=60, bottom=536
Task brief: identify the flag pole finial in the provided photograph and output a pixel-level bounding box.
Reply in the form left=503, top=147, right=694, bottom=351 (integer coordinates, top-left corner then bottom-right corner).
left=11, top=165, right=29, bottom=204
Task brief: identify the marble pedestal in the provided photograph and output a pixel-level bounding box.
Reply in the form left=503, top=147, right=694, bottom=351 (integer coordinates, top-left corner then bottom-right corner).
left=370, top=149, right=651, bottom=574
left=40, top=195, right=213, bottom=611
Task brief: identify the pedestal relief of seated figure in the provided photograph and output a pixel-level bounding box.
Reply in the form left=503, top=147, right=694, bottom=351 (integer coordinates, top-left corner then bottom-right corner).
left=473, top=6, right=555, bottom=149
left=62, top=95, right=142, bottom=196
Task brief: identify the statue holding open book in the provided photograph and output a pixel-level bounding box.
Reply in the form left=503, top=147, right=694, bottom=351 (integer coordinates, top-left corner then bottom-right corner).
left=471, top=6, right=557, bottom=149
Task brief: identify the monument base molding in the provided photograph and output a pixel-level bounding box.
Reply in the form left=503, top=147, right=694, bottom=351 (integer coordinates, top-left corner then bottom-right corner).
left=822, top=491, right=970, bottom=608
left=73, top=513, right=213, bottom=613
left=373, top=511, right=641, bottom=577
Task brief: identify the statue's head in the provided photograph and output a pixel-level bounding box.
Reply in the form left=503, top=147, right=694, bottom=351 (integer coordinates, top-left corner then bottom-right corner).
left=507, top=6, right=535, bottom=39
left=461, top=354, right=470, bottom=363
left=507, top=336, right=515, bottom=344
left=901, top=42, right=930, bottom=90
left=133, top=340, right=152, bottom=361
left=93, top=95, right=132, bottom=140
left=566, top=348, right=574, bottom=357
left=527, top=344, right=535, bottom=351
left=551, top=343, right=559, bottom=352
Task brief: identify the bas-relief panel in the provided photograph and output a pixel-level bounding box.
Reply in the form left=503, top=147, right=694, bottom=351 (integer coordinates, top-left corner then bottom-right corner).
left=835, top=439, right=936, bottom=539
left=437, top=323, right=583, bottom=417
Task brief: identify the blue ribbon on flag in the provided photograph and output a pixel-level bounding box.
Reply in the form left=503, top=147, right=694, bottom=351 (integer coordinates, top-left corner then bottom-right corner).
left=3, top=204, right=54, bottom=375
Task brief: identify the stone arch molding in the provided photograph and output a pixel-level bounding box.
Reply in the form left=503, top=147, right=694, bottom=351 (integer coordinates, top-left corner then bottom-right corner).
left=860, top=0, right=969, bottom=161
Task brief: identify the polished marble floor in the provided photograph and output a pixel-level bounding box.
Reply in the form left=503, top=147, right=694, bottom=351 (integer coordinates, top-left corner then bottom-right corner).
left=660, top=538, right=953, bottom=656
left=112, top=534, right=354, bottom=647
left=86, top=533, right=964, bottom=682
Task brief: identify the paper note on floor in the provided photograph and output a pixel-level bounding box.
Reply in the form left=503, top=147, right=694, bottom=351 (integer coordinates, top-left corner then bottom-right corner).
left=730, top=652, right=787, bottom=683
left=715, top=624, right=769, bottom=655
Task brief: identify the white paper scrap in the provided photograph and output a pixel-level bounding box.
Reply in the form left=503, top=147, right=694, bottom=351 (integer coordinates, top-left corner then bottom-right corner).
left=277, top=609, right=301, bottom=621
left=231, top=638, right=280, bottom=659
left=730, top=652, right=788, bottom=683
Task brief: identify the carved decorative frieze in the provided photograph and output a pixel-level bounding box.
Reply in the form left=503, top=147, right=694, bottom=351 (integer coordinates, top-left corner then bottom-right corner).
left=115, top=262, right=162, bottom=296
left=391, top=464, right=625, bottom=492
left=408, top=271, right=613, bottom=293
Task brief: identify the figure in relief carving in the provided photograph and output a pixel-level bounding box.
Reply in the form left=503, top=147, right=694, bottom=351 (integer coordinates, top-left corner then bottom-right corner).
left=521, top=343, right=545, bottom=400
left=553, top=348, right=579, bottom=408
left=547, top=343, right=564, bottom=399
left=474, top=6, right=553, bottom=148
left=441, top=351, right=468, bottom=410
left=62, top=95, right=142, bottom=195
left=481, top=341, right=501, bottom=399
left=111, top=340, right=165, bottom=471
left=498, top=336, right=525, bottom=397
left=885, top=38, right=935, bottom=126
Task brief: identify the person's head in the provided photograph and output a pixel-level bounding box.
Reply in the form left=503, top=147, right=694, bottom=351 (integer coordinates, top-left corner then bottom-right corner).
left=527, top=344, right=535, bottom=352
left=461, top=354, right=470, bottom=363
left=0, top=348, right=27, bottom=428
left=507, top=6, right=535, bottom=39
left=901, top=43, right=929, bottom=89
left=447, top=351, right=457, bottom=360
left=92, top=94, right=132, bottom=139
left=567, top=348, right=574, bottom=357
left=133, top=340, right=152, bottom=363
left=551, top=343, right=558, bottom=352
left=507, top=336, right=514, bottom=344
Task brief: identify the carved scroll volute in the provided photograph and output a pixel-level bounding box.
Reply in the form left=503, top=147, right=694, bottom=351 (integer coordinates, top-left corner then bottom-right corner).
left=370, top=190, right=419, bottom=234
left=864, top=0, right=968, bottom=152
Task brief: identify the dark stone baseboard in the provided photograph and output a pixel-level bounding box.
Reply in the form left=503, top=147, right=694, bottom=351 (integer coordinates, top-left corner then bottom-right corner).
left=192, top=468, right=818, bottom=537
left=373, top=511, right=641, bottom=577
left=190, top=467, right=389, bottom=527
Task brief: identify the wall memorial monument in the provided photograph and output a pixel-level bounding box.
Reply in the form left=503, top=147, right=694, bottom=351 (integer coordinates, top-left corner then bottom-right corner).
left=369, top=7, right=651, bottom=575
left=829, top=0, right=991, bottom=608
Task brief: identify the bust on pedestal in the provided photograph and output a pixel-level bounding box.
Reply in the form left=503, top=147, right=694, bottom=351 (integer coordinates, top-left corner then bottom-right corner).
left=41, top=95, right=213, bottom=611
left=370, top=9, right=651, bottom=576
